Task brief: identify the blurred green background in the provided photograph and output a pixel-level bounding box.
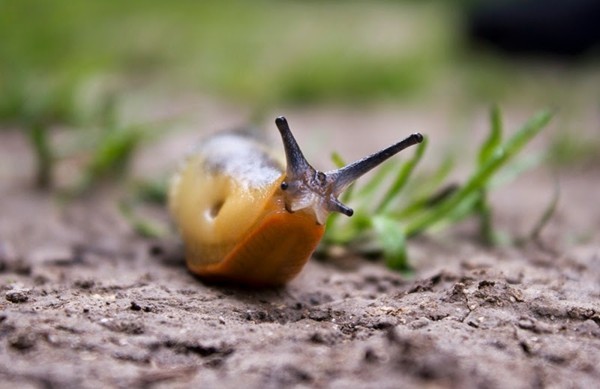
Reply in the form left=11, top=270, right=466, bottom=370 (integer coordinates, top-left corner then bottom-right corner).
left=1, top=0, right=598, bottom=187
left=2, top=0, right=597, bottom=119
left=0, top=0, right=451, bottom=118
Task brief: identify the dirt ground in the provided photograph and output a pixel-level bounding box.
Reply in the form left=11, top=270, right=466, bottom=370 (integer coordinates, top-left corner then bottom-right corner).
left=1, top=105, right=599, bottom=388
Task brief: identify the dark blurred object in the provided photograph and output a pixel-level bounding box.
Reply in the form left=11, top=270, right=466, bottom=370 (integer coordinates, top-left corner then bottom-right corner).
left=468, top=0, right=600, bottom=57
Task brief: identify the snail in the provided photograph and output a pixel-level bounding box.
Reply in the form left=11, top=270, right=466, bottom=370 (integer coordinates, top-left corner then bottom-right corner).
left=169, top=116, right=423, bottom=286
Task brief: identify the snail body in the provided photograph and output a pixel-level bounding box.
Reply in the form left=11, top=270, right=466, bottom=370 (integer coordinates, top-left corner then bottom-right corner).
left=169, top=117, right=422, bottom=286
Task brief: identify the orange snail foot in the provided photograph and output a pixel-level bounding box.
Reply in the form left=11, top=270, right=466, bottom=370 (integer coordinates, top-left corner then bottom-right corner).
left=187, top=211, right=324, bottom=287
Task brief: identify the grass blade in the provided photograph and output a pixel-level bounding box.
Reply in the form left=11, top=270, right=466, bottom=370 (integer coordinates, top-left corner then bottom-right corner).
left=528, top=175, right=560, bottom=241
left=372, top=215, right=408, bottom=271
left=356, top=160, right=396, bottom=201
left=478, top=105, right=503, bottom=166
left=331, top=151, right=346, bottom=169
left=405, top=109, right=552, bottom=237
left=475, top=190, right=495, bottom=245
left=134, top=179, right=168, bottom=205
left=376, top=136, right=427, bottom=213
left=28, top=122, right=54, bottom=189
left=83, top=125, right=143, bottom=183
left=119, top=200, right=167, bottom=239
left=489, top=152, right=545, bottom=189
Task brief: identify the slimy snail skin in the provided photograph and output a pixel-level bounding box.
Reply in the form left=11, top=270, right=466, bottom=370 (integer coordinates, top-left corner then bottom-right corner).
left=169, top=116, right=423, bottom=286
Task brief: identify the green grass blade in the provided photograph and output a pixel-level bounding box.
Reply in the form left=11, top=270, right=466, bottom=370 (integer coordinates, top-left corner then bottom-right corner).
left=394, top=183, right=459, bottom=219
left=331, top=151, right=346, bottom=169
left=372, top=215, right=408, bottom=270
left=86, top=126, right=143, bottom=180
left=28, top=122, right=54, bottom=189
left=475, top=189, right=495, bottom=245
left=424, top=191, right=479, bottom=228
left=405, top=109, right=552, bottom=236
left=134, top=179, right=168, bottom=205
left=356, top=160, right=396, bottom=201
left=119, top=200, right=167, bottom=239
left=324, top=212, right=368, bottom=245
left=415, top=154, right=455, bottom=196
left=393, top=153, right=456, bottom=219
left=478, top=105, right=503, bottom=166
left=489, top=152, right=545, bottom=189
left=376, top=136, right=427, bottom=213
left=528, top=175, right=560, bottom=241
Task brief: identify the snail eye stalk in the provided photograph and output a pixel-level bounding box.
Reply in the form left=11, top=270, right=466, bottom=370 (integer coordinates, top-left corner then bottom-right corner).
left=275, top=116, right=423, bottom=224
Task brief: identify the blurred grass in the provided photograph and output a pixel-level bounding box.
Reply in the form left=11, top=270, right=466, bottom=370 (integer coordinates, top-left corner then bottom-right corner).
left=0, top=0, right=452, bottom=116
left=2, top=0, right=597, bottom=120
left=2, top=0, right=597, bottom=133
left=0, top=0, right=457, bottom=191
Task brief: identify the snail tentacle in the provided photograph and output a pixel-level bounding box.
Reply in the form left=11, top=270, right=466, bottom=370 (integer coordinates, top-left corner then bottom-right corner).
left=275, top=116, right=423, bottom=225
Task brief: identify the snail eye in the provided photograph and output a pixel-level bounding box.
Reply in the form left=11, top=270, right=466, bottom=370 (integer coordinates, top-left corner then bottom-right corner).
left=280, top=181, right=289, bottom=190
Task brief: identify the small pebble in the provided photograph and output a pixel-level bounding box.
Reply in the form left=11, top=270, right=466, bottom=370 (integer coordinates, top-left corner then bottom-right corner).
left=410, top=317, right=430, bottom=329
left=9, top=333, right=37, bottom=350
left=6, top=290, right=29, bottom=303
left=74, top=279, right=95, bottom=289
left=372, top=319, right=394, bottom=330
left=364, top=347, right=379, bottom=363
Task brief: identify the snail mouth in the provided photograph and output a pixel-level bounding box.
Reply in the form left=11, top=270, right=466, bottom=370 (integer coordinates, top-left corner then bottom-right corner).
left=280, top=178, right=350, bottom=225
left=286, top=193, right=329, bottom=225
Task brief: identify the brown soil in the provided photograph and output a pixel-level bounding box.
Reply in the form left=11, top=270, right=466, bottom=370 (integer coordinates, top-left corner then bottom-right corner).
left=1, top=106, right=599, bottom=388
